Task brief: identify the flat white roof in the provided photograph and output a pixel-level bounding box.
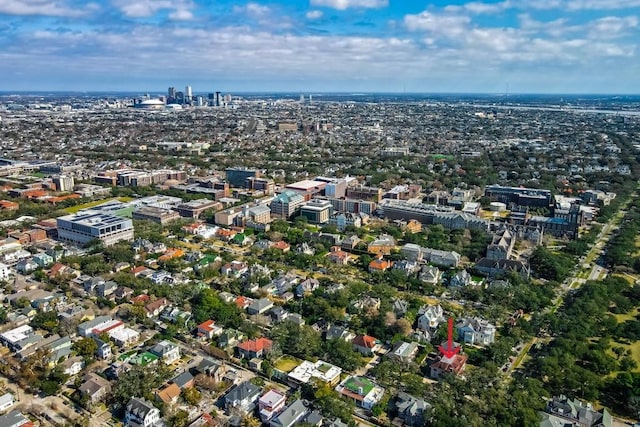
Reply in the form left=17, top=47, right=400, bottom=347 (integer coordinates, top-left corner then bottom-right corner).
left=0, top=325, right=33, bottom=344
left=286, top=180, right=326, bottom=191
left=109, top=327, right=139, bottom=342
left=288, top=360, right=341, bottom=384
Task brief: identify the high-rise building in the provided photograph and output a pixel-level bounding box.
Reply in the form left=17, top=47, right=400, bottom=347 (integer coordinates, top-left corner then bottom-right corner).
left=185, top=85, right=193, bottom=103
left=226, top=167, right=260, bottom=188
left=52, top=175, right=75, bottom=192
left=168, top=87, right=176, bottom=100
left=215, top=92, right=221, bottom=107
left=57, top=211, right=134, bottom=247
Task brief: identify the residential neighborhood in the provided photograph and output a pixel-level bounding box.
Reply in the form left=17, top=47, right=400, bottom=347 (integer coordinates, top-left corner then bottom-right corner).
left=0, top=93, right=639, bottom=427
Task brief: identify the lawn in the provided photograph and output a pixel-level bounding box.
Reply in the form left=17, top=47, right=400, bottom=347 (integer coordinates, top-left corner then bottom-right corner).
left=274, top=356, right=301, bottom=373
left=608, top=340, right=640, bottom=373
left=63, top=197, right=133, bottom=213
left=613, top=308, right=638, bottom=323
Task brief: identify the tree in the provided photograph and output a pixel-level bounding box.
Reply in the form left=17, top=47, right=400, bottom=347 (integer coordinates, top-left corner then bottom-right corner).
left=72, top=337, right=98, bottom=357
left=31, top=311, right=60, bottom=333
left=111, top=364, right=171, bottom=406
left=182, top=387, right=202, bottom=406
left=169, top=409, right=189, bottom=427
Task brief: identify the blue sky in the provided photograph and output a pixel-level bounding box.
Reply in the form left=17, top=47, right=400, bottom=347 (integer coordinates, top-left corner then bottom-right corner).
left=1, top=0, right=639, bottom=93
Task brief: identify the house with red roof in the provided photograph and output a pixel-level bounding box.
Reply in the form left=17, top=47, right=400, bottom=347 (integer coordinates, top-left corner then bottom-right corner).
left=145, top=298, right=169, bottom=318
left=327, top=247, right=351, bottom=265
left=236, top=337, right=273, bottom=359
left=272, top=241, right=290, bottom=252
left=368, top=257, right=393, bottom=273
left=352, top=334, right=381, bottom=357
left=131, top=294, right=150, bottom=305
left=197, top=319, right=223, bottom=340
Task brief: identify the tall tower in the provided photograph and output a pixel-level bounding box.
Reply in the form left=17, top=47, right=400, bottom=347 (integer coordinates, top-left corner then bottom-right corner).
left=168, top=87, right=176, bottom=100
left=185, top=85, right=192, bottom=104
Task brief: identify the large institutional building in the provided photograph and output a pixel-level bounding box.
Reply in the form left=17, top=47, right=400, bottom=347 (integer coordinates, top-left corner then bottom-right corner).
left=56, top=211, right=134, bottom=247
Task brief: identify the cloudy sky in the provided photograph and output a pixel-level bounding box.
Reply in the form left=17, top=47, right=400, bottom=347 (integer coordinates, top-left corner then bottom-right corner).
left=1, top=0, right=639, bottom=93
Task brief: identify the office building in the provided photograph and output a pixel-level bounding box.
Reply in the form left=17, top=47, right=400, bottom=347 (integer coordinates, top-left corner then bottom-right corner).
left=53, top=175, right=75, bottom=192
left=132, top=206, right=181, bottom=225
left=285, top=180, right=326, bottom=201
left=226, top=167, right=260, bottom=188
left=176, top=198, right=221, bottom=219
left=57, top=211, right=134, bottom=247
left=168, top=87, right=176, bottom=100
left=300, top=199, right=332, bottom=224
left=270, top=190, right=305, bottom=219
left=484, top=184, right=552, bottom=208
left=325, top=179, right=347, bottom=198
left=346, top=185, right=383, bottom=203
left=185, top=85, right=192, bottom=103
left=245, top=177, right=275, bottom=195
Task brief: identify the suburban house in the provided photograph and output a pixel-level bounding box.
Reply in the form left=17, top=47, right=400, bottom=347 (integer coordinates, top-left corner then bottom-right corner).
left=124, top=397, right=162, bottom=427
left=449, top=270, right=471, bottom=288
left=0, top=411, right=33, bottom=427
left=539, top=395, right=612, bottom=427
left=247, top=298, right=274, bottom=315
left=327, top=247, right=351, bottom=265
left=197, top=319, right=223, bottom=339
left=388, top=341, right=419, bottom=363
left=369, top=257, right=393, bottom=273
left=145, top=298, right=169, bottom=318
left=155, top=383, right=181, bottom=406
left=287, top=360, right=342, bottom=387
left=394, top=392, right=430, bottom=427
left=429, top=353, right=468, bottom=379
left=270, top=399, right=309, bottom=427
left=335, top=376, right=385, bottom=410
left=221, top=260, right=249, bottom=277
left=149, top=340, right=180, bottom=364
left=224, top=381, right=262, bottom=415
left=78, top=373, right=112, bottom=404
left=0, top=393, right=15, bottom=412
left=422, top=248, right=461, bottom=268
left=418, top=265, right=440, bottom=285
left=352, top=335, right=380, bottom=356
left=456, top=317, right=496, bottom=346
left=237, top=337, right=273, bottom=359
left=367, top=234, right=396, bottom=255
left=416, top=305, right=446, bottom=331
left=194, top=359, right=228, bottom=383
left=258, top=389, right=287, bottom=423
left=296, top=278, right=320, bottom=297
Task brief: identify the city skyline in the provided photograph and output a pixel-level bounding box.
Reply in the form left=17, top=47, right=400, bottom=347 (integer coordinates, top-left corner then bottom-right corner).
left=1, top=0, right=639, bottom=94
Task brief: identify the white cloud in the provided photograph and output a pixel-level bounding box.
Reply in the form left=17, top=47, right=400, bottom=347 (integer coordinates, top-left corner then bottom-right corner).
left=1, top=8, right=637, bottom=93
left=112, top=0, right=194, bottom=19
left=0, top=0, right=89, bottom=17
left=309, top=0, right=388, bottom=11
left=566, top=0, right=640, bottom=10
left=234, top=2, right=270, bottom=17
left=404, top=11, right=471, bottom=37
left=169, top=9, right=193, bottom=20
left=306, top=10, right=323, bottom=20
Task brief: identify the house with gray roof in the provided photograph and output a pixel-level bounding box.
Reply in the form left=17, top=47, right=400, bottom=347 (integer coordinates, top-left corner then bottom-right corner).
left=394, top=392, right=430, bottom=427
left=456, top=317, right=496, bottom=346
left=224, top=381, right=262, bottom=415
left=269, top=399, right=309, bottom=427
left=124, top=397, right=163, bottom=427
left=540, top=395, right=612, bottom=427
left=247, top=298, right=274, bottom=315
